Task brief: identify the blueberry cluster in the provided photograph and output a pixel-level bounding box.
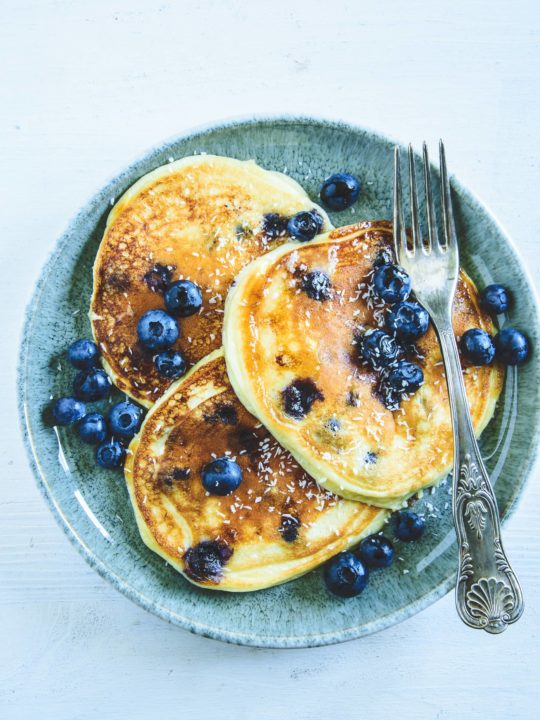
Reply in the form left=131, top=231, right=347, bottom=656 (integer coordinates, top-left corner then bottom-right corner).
left=459, top=284, right=529, bottom=367
left=51, top=339, right=145, bottom=469
left=324, top=509, right=425, bottom=597
left=137, top=274, right=203, bottom=379
left=263, top=209, right=324, bottom=243
left=262, top=169, right=363, bottom=245
left=354, top=263, right=427, bottom=410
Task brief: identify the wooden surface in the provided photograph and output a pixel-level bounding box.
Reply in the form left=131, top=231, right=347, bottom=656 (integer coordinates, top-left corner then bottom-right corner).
left=1, top=1, right=539, bottom=718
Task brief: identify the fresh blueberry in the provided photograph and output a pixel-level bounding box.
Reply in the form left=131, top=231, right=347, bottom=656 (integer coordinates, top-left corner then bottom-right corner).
left=300, top=270, right=332, bottom=301
left=480, top=284, right=510, bottom=315
left=372, top=264, right=411, bottom=304
left=137, top=309, right=179, bottom=351
left=359, top=329, right=402, bottom=369
left=73, top=368, right=112, bottom=401
left=384, top=361, right=424, bottom=393
left=67, top=339, right=100, bottom=369
left=460, top=328, right=496, bottom=365
left=319, top=173, right=361, bottom=211
left=373, top=263, right=411, bottom=303
left=393, top=510, right=425, bottom=542
left=262, top=213, right=289, bottom=238
left=324, top=551, right=368, bottom=597
left=96, top=438, right=125, bottom=469
left=357, top=535, right=394, bottom=569
left=495, top=327, right=530, bottom=365
left=154, top=349, right=187, bottom=378
left=201, top=456, right=243, bottom=496
left=287, top=210, right=324, bottom=242
left=164, top=280, right=203, bottom=317
left=77, top=412, right=107, bottom=444
left=386, top=301, right=430, bottom=342
left=108, top=401, right=144, bottom=439
left=282, top=378, right=324, bottom=419
left=52, top=397, right=86, bottom=426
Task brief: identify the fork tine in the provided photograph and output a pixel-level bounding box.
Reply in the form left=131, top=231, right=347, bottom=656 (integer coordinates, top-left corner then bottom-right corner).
left=422, top=142, right=438, bottom=253
left=408, top=144, right=424, bottom=256
left=439, top=139, right=457, bottom=250
left=393, top=146, right=408, bottom=260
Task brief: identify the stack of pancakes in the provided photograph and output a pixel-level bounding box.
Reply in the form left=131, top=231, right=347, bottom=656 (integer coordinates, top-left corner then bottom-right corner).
left=91, top=155, right=503, bottom=592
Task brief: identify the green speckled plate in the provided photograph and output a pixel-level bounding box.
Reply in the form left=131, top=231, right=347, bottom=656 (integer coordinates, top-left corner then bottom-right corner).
left=18, top=117, right=540, bottom=647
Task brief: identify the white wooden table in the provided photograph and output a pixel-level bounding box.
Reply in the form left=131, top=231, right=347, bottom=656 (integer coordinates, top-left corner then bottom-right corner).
left=1, top=1, right=539, bottom=718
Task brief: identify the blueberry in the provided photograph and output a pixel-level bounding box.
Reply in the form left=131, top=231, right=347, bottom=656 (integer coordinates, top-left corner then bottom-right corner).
left=279, top=514, right=301, bottom=542
left=282, top=378, right=324, bottom=419
left=96, top=439, right=125, bottom=469
left=480, top=284, right=510, bottom=314
left=201, top=456, right=243, bottom=496
left=373, top=248, right=394, bottom=267
left=394, top=510, right=425, bottom=541
left=287, top=210, right=324, bottom=242
left=386, top=301, right=430, bottom=342
left=67, top=339, right=100, bottom=369
left=154, top=349, right=187, bottom=378
left=77, top=412, right=107, bottom=444
left=137, top=309, right=179, bottom=351
left=301, top=270, right=332, bottom=301
left=143, top=263, right=175, bottom=293
left=324, top=551, right=368, bottom=597
left=372, top=264, right=411, bottom=304
left=359, top=329, right=402, bottom=369
left=495, top=327, right=530, bottom=365
left=73, top=368, right=112, bottom=401
left=262, top=213, right=289, bottom=238
left=319, top=173, right=361, bottom=211
left=183, top=540, right=233, bottom=582
left=164, top=280, right=203, bottom=317
left=108, top=401, right=144, bottom=439
left=52, top=397, right=86, bottom=426
left=357, top=535, right=394, bottom=569
left=385, top=361, right=424, bottom=393
left=460, top=328, right=496, bottom=366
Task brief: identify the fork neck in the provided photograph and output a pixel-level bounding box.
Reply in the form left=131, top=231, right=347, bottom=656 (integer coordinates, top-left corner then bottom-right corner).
left=430, top=315, right=478, bottom=453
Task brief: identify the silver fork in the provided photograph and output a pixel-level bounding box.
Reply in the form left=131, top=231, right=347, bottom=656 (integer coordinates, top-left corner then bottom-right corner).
left=393, top=141, right=524, bottom=633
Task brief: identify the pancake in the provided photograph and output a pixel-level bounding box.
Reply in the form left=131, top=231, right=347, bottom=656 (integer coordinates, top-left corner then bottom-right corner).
left=223, top=221, right=505, bottom=508
left=125, top=349, right=387, bottom=592
left=91, top=155, right=331, bottom=408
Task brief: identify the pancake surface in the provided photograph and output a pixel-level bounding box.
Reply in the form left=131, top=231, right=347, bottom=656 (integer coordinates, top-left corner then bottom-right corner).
left=91, top=155, right=330, bottom=407
left=125, top=350, right=387, bottom=592
left=223, top=221, right=504, bottom=507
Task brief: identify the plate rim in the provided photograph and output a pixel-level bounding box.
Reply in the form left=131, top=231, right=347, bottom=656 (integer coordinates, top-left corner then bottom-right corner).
left=17, top=114, right=540, bottom=648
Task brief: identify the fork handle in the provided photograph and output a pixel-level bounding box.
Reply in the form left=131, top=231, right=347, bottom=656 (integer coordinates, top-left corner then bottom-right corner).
left=433, top=318, right=524, bottom=632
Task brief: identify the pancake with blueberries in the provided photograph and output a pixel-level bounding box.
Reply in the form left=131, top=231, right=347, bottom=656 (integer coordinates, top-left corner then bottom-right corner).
left=223, top=221, right=504, bottom=508
left=124, top=349, right=387, bottom=592
left=91, top=155, right=331, bottom=408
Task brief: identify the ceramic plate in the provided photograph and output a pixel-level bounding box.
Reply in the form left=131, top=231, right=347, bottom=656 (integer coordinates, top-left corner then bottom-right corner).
left=18, top=117, right=540, bottom=647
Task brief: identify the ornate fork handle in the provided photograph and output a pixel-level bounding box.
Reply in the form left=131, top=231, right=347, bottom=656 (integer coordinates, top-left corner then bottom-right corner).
left=433, top=317, right=524, bottom=633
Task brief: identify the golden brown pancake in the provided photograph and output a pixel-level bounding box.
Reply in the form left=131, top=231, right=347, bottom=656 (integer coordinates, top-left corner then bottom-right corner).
left=223, top=221, right=505, bottom=507
left=91, top=155, right=331, bottom=407
left=125, top=350, right=387, bottom=591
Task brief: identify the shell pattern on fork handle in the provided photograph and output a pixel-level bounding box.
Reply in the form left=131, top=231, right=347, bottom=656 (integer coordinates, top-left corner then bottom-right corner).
left=435, top=321, right=524, bottom=633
